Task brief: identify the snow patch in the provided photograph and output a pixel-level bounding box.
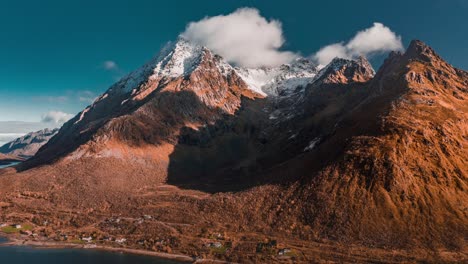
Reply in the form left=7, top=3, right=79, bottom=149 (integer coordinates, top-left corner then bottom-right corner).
left=235, top=58, right=318, bottom=96
left=304, top=137, right=320, bottom=151
left=74, top=107, right=90, bottom=124
left=152, top=39, right=203, bottom=78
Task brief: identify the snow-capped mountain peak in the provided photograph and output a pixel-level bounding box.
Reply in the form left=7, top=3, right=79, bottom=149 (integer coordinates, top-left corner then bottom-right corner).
left=109, top=38, right=206, bottom=94
left=73, top=38, right=254, bottom=125
left=152, top=38, right=205, bottom=78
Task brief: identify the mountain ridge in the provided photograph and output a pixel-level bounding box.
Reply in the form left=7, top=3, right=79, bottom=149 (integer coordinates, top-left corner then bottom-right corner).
left=0, top=39, right=466, bottom=263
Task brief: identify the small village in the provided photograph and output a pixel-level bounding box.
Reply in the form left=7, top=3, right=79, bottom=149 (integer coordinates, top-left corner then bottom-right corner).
left=0, top=215, right=298, bottom=262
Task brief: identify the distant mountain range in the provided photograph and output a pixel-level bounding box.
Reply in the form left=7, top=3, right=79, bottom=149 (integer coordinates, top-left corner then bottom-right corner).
left=0, top=128, right=58, bottom=160
left=0, top=39, right=466, bottom=263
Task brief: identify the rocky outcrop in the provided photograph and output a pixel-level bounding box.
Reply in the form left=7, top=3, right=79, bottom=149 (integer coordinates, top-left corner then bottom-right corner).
left=313, top=56, right=375, bottom=85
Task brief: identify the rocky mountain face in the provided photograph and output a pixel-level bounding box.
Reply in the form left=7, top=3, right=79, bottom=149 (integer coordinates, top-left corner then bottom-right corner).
left=1, top=39, right=466, bottom=262
left=0, top=128, right=58, bottom=159
left=312, top=56, right=375, bottom=85
left=271, top=40, right=467, bottom=250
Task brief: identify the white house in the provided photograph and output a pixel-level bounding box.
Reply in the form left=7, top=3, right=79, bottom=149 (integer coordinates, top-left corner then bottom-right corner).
left=82, top=236, right=93, bottom=243
left=278, top=248, right=292, bottom=255
left=116, top=238, right=126, bottom=244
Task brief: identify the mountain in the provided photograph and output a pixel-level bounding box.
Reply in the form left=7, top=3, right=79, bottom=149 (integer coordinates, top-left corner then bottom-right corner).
left=312, top=55, right=375, bottom=85
left=0, top=153, right=22, bottom=165
left=0, top=39, right=466, bottom=263
left=0, top=128, right=58, bottom=159
left=272, top=40, right=468, bottom=252
left=23, top=39, right=262, bottom=169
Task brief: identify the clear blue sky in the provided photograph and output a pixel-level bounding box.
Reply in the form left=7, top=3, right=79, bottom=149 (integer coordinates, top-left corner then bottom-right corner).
left=0, top=0, right=467, bottom=122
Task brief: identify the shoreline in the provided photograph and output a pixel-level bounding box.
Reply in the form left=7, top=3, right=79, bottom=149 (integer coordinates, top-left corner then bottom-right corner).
left=0, top=235, right=230, bottom=264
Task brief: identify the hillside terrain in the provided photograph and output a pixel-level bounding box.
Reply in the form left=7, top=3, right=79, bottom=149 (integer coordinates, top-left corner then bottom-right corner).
left=0, top=40, right=466, bottom=263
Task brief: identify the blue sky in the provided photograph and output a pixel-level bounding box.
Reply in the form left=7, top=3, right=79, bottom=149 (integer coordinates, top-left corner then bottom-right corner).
left=0, top=0, right=467, bottom=126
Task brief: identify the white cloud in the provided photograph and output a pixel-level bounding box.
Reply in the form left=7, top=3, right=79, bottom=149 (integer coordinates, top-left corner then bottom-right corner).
left=41, top=111, right=74, bottom=124
left=103, top=60, right=118, bottom=70
left=313, top=43, right=350, bottom=66
left=180, top=7, right=297, bottom=68
left=313, top=23, right=403, bottom=66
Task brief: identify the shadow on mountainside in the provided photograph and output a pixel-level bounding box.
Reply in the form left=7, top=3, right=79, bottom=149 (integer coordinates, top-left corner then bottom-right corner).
left=165, top=95, right=278, bottom=192
left=166, top=80, right=380, bottom=193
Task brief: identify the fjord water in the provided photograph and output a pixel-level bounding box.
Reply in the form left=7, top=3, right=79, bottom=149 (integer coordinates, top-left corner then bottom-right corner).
left=0, top=238, right=181, bottom=264
left=0, top=162, right=20, bottom=169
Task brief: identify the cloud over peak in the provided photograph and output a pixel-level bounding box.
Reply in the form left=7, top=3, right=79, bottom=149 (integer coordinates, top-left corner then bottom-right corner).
left=313, top=23, right=403, bottom=66
left=181, top=8, right=297, bottom=68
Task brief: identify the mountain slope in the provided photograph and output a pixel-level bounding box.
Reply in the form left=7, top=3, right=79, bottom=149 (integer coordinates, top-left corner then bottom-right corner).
left=0, top=40, right=466, bottom=263
left=272, top=40, right=467, bottom=248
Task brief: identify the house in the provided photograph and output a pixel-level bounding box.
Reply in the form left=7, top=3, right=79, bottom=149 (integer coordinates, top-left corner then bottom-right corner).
left=14, top=224, right=22, bottom=229
left=143, top=215, right=152, bottom=220
left=205, top=242, right=222, bottom=248
left=81, top=236, right=93, bottom=243
left=115, top=238, right=126, bottom=244
left=278, top=248, right=292, bottom=256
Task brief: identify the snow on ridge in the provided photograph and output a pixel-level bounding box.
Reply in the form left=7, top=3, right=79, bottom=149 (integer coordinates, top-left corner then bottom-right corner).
left=234, top=67, right=278, bottom=96
left=304, top=137, right=320, bottom=151
left=72, top=39, right=331, bottom=125
left=152, top=38, right=204, bottom=78
left=106, top=38, right=205, bottom=95
left=235, top=58, right=319, bottom=96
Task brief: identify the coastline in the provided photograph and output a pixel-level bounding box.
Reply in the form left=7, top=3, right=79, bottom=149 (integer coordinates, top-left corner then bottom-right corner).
left=0, top=235, right=231, bottom=264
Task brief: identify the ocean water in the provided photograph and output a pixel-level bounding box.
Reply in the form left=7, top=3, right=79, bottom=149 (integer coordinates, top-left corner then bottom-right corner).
left=0, top=162, right=20, bottom=169
left=0, top=238, right=183, bottom=264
